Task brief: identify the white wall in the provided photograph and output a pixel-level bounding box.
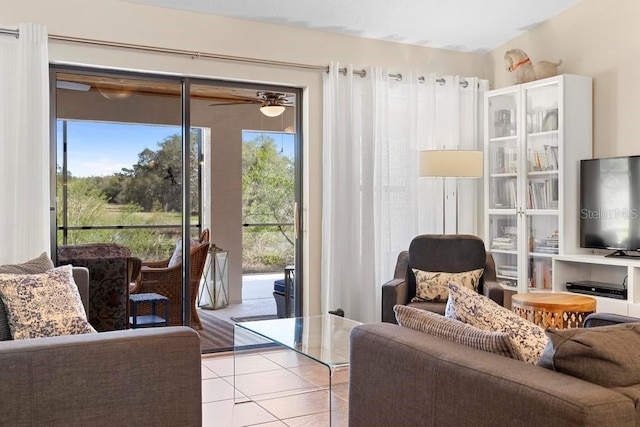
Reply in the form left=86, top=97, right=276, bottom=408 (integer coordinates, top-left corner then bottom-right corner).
left=487, top=0, right=640, bottom=159
left=3, top=0, right=487, bottom=316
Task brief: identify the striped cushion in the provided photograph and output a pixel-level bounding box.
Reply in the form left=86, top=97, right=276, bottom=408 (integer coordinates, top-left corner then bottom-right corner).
left=394, top=305, right=517, bottom=359
left=0, top=252, right=54, bottom=274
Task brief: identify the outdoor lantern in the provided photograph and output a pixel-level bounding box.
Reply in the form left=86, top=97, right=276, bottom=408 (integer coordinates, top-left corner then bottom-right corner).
left=198, top=244, right=229, bottom=310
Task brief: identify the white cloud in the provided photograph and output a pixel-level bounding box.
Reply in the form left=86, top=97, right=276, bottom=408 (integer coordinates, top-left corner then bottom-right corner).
left=72, top=158, right=128, bottom=177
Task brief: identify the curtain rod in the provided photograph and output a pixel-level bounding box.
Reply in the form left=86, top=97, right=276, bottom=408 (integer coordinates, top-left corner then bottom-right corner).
left=340, top=67, right=469, bottom=87
left=2, top=26, right=468, bottom=86
left=0, top=28, right=18, bottom=37
left=0, top=27, right=328, bottom=72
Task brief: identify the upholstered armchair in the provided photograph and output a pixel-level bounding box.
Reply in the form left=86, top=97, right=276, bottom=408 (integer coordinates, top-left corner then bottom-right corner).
left=382, top=234, right=504, bottom=323
left=132, top=230, right=210, bottom=329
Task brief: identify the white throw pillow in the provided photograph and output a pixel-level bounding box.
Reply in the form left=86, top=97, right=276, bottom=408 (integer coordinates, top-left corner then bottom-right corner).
left=0, top=265, right=96, bottom=339
left=445, top=282, right=548, bottom=364
left=168, top=238, right=200, bottom=268
left=411, top=268, right=484, bottom=303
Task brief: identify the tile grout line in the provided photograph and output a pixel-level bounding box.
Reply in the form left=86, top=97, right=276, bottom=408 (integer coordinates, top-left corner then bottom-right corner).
left=201, top=350, right=348, bottom=425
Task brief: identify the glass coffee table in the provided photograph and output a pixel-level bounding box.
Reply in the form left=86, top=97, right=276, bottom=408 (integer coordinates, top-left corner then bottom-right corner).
left=233, top=314, right=361, bottom=424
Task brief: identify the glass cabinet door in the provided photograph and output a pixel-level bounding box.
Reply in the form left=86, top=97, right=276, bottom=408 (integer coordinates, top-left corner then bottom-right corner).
left=489, top=214, right=519, bottom=287
left=486, top=90, right=520, bottom=288
left=523, top=82, right=560, bottom=290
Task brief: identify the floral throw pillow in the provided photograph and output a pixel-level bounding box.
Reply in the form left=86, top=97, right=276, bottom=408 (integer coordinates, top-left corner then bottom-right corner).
left=445, top=282, right=548, bottom=365
left=0, top=252, right=55, bottom=341
left=411, top=268, right=484, bottom=303
left=0, top=265, right=96, bottom=340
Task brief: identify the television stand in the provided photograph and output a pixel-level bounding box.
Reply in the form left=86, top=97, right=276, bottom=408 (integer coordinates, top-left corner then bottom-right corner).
left=553, top=254, right=639, bottom=317
left=605, top=250, right=640, bottom=259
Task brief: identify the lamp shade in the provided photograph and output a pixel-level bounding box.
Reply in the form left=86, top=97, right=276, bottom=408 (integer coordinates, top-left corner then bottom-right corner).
left=419, top=150, right=483, bottom=178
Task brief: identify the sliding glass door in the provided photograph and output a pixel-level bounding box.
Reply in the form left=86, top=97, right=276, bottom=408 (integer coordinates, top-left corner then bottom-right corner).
left=51, top=66, right=303, bottom=330
left=53, top=71, right=192, bottom=255
left=189, top=80, right=302, bottom=318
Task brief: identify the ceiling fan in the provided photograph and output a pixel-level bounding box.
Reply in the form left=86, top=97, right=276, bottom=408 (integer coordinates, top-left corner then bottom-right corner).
left=56, top=77, right=135, bottom=100
left=208, top=91, right=294, bottom=117
left=57, top=74, right=296, bottom=112
left=257, top=91, right=293, bottom=117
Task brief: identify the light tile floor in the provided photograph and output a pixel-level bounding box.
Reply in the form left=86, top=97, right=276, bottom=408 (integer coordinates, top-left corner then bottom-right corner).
left=205, top=274, right=281, bottom=324
left=200, top=274, right=349, bottom=425
left=201, top=349, right=349, bottom=426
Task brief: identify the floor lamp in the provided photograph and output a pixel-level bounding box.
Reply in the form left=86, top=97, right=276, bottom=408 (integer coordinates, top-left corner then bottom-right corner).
left=419, top=150, right=483, bottom=234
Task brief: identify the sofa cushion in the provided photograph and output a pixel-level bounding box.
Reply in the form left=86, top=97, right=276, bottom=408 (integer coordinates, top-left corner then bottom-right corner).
left=0, top=301, right=9, bottom=342
left=537, top=322, right=640, bottom=387
left=394, top=304, right=517, bottom=359
left=0, top=252, right=54, bottom=274
left=445, top=282, right=548, bottom=364
left=0, top=265, right=96, bottom=339
left=0, top=252, right=55, bottom=341
left=406, top=301, right=447, bottom=315
left=411, top=268, right=483, bottom=303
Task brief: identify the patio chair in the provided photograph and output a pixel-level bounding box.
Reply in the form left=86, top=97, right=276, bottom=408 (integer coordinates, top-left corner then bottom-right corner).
left=132, top=230, right=210, bottom=329
left=57, top=243, right=141, bottom=331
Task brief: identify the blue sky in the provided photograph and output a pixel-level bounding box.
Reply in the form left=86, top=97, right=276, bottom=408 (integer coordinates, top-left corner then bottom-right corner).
left=243, top=130, right=295, bottom=160
left=57, top=121, right=295, bottom=177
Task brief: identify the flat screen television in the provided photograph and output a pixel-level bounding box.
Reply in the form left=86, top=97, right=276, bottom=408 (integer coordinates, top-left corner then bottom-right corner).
left=580, top=155, right=640, bottom=257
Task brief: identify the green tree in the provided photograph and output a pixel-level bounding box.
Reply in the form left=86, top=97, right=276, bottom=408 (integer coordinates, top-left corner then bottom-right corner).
left=56, top=175, right=109, bottom=244
left=243, top=135, right=294, bottom=239
left=118, top=132, right=199, bottom=212
left=55, top=130, right=200, bottom=261
left=94, top=174, right=124, bottom=204
left=242, top=134, right=295, bottom=270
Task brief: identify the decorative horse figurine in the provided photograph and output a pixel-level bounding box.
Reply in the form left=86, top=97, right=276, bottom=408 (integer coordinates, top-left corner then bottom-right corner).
left=504, top=49, right=563, bottom=84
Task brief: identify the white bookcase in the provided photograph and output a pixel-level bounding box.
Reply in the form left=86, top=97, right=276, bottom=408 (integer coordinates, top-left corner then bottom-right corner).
left=483, top=75, right=592, bottom=294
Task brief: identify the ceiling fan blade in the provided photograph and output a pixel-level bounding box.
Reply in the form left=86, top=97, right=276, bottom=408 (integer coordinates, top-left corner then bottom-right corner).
left=56, top=81, right=91, bottom=91
left=208, top=100, right=261, bottom=107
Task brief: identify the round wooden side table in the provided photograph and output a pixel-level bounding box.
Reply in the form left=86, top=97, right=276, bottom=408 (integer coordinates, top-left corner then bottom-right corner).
left=511, top=293, right=597, bottom=329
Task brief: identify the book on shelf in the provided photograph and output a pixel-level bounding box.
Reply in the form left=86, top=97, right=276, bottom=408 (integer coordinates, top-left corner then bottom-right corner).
left=491, top=178, right=517, bottom=208
left=492, top=146, right=518, bottom=174
left=528, top=145, right=558, bottom=172
left=533, top=231, right=560, bottom=254
left=491, top=235, right=517, bottom=251
left=499, top=279, right=517, bottom=288
left=497, top=265, right=518, bottom=278
left=494, top=146, right=505, bottom=173
left=527, top=178, right=559, bottom=209
left=529, top=259, right=552, bottom=290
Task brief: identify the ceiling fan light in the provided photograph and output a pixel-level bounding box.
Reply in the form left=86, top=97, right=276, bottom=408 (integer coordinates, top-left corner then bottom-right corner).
left=97, top=87, right=133, bottom=100
left=260, top=104, right=285, bottom=117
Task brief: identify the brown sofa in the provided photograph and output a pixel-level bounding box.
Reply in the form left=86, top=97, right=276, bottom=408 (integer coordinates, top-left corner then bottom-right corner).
left=0, top=267, right=202, bottom=426
left=349, top=316, right=640, bottom=426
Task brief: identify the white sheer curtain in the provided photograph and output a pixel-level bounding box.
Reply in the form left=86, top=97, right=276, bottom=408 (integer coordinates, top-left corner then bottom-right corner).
left=322, top=63, right=487, bottom=323
left=0, top=24, right=50, bottom=264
